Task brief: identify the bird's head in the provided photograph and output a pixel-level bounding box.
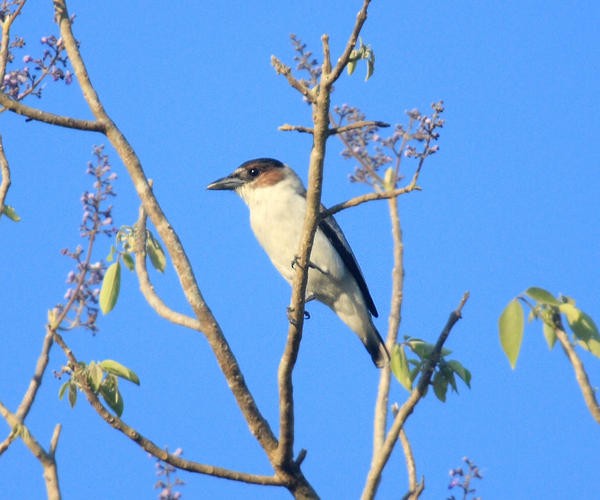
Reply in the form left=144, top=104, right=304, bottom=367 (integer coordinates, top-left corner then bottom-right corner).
left=207, top=158, right=304, bottom=204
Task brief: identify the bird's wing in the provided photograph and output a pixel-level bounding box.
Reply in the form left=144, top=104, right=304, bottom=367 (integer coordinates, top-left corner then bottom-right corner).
left=318, top=207, right=378, bottom=317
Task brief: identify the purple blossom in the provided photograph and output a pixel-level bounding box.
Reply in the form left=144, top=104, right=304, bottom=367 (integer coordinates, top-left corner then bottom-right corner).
left=58, top=146, right=117, bottom=334
left=334, top=101, right=444, bottom=188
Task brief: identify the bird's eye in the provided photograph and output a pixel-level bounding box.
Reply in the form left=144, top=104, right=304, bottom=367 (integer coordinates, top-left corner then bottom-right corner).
left=248, top=168, right=260, bottom=177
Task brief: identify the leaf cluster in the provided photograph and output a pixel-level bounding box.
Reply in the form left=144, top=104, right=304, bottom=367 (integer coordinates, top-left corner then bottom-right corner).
left=100, top=225, right=166, bottom=314
left=391, top=338, right=471, bottom=402
left=499, top=286, right=600, bottom=368
left=58, top=359, right=140, bottom=416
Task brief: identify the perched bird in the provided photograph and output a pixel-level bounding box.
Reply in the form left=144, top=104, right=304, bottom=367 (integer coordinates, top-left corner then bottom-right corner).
left=207, top=158, right=389, bottom=367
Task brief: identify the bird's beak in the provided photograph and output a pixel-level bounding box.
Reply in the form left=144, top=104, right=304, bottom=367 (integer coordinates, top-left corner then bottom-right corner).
left=207, top=174, right=243, bottom=191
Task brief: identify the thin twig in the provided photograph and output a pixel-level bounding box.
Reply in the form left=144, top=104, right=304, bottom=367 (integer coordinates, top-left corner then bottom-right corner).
left=327, top=0, right=372, bottom=85
left=133, top=203, right=202, bottom=330
left=323, top=184, right=422, bottom=218
left=278, top=124, right=314, bottom=134
left=329, top=120, right=390, bottom=136
left=554, top=325, right=600, bottom=424
left=399, top=428, right=423, bottom=499
left=362, top=292, right=469, bottom=500
left=270, top=55, right=315, bottom=103
left=372, top=196, right=404, bottom=455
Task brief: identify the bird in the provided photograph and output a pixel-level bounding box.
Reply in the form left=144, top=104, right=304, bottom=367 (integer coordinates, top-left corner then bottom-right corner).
left=207, top=158, right=389, bottom=368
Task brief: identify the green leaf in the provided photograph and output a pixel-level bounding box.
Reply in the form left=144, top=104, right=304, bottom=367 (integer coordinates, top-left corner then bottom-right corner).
left=100, top=359, right=140, bottom=385
left=100, top=261, right=121, bottom=314
left=499, top=298, right=525, bottom=369
left=560, top=303, right=599, bottom=343
left=147, top=231, right=166, bottom=272
left=347, top=58, right=357, bottom=76
left=407, top=339, right=451, bottom=359
left=525, top=287, right=560, bottom=306
left=1, top=205, right=21, bottom=222
left=447, top=360, right=472, bottom=388
left=577, top=337, right=600, bottom=359
left=58, top=380, right=70, bottom=400
left=432, top=371, right=448, bottom=402
left=68, top=383, right=77, bottom=408
left=391, top=344, right=412, bottom=391
left=100, top=376, right=124, bottom=416
left=122, top=252, right=135, bottom=271
left=88, top=362, right=104, bottom=392
left=542, top=322, right=557, bottom=350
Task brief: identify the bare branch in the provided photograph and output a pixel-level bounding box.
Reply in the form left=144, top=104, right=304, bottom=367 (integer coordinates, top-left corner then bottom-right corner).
left=0, top=91, right=105, bottom=131
left=0, top=401, right=62, bottom=500
left=53, top=0, right=279, bottom=456
left=372, top=196, right=404, bottom=454
left=133, top=203, right=203, bottom=330
left=362, top=292, right=469, bottom=499
left=0, top=1, right=26, bottom=78
left=271, top=55, right=315, bottom=103
left=323, top=184, right=422, bottom=218
left=278, top=124, right=314, bottom=134
left=329, top=120, right=390, bottom=136
left=399, top=428, right=424, bottom=499
left=554, top=325, right=600, bottom=424
left=326, top=0, right=372, bottom=86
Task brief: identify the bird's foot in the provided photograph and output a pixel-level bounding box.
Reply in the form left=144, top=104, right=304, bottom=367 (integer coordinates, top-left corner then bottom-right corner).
left=286, top=306, right=311, bottom=323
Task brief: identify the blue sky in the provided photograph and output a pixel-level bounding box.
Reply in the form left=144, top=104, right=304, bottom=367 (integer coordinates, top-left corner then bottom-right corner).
left=2, top=1, right=599, bottom=498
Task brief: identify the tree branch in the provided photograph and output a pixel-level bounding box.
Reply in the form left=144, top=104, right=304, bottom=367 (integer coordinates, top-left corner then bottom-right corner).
left=329, top=120, right=390, bottom=136
left=323, top=184, right=422, bottom=218
left=372, top=196, right=404, bottom=455
left=133, top=203, right=203, bottom=330
left=0, top=401, right=62, bottom=500
left=326, top=0, right=371, bottom=85
left=278, top=124, right=314, bottom=134
left=398, top=428, right=424, bottom=499
left=0, top=91, right=105, bottom=131
left=271, top=55, right=315, bottom=103
left=554, top=325, right=600, bottom=424
left=50, top=330, right=283, bottom=487
left=362, top=292, right=469, bottom=499
left=53, top=0, right=279, bottom=457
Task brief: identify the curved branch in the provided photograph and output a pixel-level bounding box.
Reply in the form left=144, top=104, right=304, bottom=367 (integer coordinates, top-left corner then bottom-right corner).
left=0, top=92, right=105, bottom=131
left=554, top=326, right=600, bottom=424
left=53, top=0, right=278, bottom=456
left=50, top=331, right=282, bottom=486
left=133, top=204, right=202, bottom=330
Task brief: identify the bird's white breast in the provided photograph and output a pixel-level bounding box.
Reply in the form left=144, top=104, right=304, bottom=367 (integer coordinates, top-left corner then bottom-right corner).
left=239, top=172, right=346, bottom=296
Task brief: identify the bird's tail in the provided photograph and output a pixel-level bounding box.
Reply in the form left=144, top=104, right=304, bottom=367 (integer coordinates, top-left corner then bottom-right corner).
left=363, top=321, right=390, bottom=369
